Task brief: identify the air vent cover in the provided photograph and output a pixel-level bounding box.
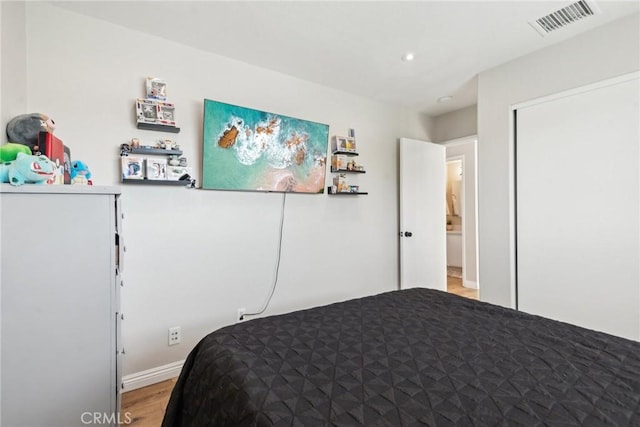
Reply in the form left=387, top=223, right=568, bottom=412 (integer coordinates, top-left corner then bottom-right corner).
left=530, top=0, right=601, bottom=36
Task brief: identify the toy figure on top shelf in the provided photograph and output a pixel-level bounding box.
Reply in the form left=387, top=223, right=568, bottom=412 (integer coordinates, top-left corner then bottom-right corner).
left=135, top=77, right=180, bottom=133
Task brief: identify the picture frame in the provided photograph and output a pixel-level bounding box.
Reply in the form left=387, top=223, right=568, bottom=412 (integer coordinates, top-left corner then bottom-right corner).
left=166, top=165, right=191, bottom=181
left=121, top=156, right=145, bottom=180
left=136, top=99, right=158, bottom=124
left=202, top=98, right=329, bottom=193
left=146, top=158, right=167, bottom=180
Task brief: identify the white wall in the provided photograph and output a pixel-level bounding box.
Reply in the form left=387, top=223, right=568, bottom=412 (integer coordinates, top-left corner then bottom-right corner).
left=0, top=1, right=27, bottom=132
left=11, top=3, right=431, bottom=376
left=477, top=13, right=640, bottom=307
left=432, top=105, right=477, bottom=143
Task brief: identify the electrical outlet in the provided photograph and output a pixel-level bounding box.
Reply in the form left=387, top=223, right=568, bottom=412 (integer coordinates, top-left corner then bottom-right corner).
left=168, top=327, right=181, bottom=346
left=237, top=308, right=246, bottom=323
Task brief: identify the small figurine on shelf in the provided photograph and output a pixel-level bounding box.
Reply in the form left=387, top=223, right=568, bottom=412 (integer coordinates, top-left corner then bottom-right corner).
left=162, top=139, right=175, bottom=150
left=130, top=138, right=140, bottom=148
left=120, top=143, right=131, bottom=156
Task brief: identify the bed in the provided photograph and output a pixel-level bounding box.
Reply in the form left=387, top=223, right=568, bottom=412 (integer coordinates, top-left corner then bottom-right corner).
left=162, top=288, right=640, bottom=426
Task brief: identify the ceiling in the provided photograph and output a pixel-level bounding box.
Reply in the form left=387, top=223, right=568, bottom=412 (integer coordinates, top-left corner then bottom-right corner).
left=50, top=1, right=639, bottom=117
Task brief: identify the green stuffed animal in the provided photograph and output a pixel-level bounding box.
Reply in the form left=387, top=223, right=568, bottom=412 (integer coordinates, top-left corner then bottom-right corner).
left=0, top=152, right=55, bottom=186
left=0, top=142, right=32, bottom=162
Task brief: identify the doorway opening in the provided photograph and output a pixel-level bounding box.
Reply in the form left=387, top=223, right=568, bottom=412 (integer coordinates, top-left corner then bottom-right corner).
left=445, top=137, right=478, bottom=300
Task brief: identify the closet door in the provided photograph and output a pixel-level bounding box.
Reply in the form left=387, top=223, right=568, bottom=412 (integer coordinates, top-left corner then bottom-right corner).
left=516, top=75, right=639, bottom=341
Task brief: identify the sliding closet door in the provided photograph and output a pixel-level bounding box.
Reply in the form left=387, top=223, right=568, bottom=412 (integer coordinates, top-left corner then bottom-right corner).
left=516, top=75, right=639, bottom=341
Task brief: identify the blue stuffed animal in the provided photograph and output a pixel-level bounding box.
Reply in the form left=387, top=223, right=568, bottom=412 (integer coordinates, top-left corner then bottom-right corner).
left=0, top=152, right=55, bottom=186
left=70, top=160, right=92, bottom=185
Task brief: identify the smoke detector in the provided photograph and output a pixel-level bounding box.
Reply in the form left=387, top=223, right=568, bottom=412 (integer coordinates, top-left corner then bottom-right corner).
left=530, top=0, right=602, bottom=36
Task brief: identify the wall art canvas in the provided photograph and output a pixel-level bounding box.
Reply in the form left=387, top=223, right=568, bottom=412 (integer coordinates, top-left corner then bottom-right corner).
left=202, top=99, right=329, bottom=193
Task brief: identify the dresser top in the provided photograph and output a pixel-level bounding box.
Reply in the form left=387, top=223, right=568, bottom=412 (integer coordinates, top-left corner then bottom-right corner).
left=0, top=184, right=121, bottom=195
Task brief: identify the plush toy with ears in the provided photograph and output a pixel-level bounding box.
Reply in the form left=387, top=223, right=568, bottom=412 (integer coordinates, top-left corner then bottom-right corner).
left=0, top=152, right=55, bottom=186
left=70, top=160, right=92, bottom=185
left=6, top=113, right=56, bottom=152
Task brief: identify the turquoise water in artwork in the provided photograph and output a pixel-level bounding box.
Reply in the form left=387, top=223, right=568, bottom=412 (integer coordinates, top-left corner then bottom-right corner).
left=202, top=99, right=329, bottom=193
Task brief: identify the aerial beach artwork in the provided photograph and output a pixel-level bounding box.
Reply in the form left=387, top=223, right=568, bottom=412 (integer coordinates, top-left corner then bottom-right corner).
left=202, top=99, right=329, bottom=193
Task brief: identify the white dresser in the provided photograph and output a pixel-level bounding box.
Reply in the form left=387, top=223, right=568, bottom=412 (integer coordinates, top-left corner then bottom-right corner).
left=1, top=184, right=123, bottom=426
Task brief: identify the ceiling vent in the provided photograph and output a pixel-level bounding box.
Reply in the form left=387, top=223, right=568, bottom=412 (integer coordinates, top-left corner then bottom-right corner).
left=530, top=0, right=601, bottom=36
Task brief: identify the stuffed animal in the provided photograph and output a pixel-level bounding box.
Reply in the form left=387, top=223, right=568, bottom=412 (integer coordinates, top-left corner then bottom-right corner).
left=6, top=113, right=56, bottom=152
left=70, top=160, right=92, bottom=185
left=0, top=142, right=32, bottom=162
left=0, top=152, right=55, bottom=186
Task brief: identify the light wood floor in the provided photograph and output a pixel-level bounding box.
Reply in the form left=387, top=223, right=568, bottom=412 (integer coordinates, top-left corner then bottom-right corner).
left=121, top=377, right=177, bottom=427
left=121, top=277, right=477, bottom=426
left=447, top=274, right=478, bottom=300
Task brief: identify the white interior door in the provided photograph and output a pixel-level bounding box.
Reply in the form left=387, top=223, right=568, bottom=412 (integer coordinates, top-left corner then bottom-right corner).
left=399, top=138, right=446, bottom=290
left=516, top=74, right=639, bottom=341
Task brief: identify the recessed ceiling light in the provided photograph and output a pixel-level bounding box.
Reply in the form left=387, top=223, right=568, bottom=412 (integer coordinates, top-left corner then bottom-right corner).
left=402, top=52, right=415, bottom=62
left=437, top=95, right=453, bottom=103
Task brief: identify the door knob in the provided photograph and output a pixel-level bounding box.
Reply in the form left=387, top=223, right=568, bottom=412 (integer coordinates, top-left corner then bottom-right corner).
left=405, top=231, right=413, bottom=237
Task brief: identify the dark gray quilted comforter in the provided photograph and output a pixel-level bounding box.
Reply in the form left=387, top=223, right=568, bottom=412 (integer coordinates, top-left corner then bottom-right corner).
left=162, top=288, right=640, bottom=426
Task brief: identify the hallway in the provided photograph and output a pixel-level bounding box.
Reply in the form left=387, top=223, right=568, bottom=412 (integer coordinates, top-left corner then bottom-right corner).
left=447, top=270, right=478, bottom=300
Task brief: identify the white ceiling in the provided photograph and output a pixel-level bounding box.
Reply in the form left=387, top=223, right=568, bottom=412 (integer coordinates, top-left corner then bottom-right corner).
left=50, top=1, right=639, bottom=117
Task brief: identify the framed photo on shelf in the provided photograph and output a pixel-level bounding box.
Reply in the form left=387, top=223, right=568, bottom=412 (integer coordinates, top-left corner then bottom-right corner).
left=146, top=158, right=167, bottom=180
left=136, top=99, right=158, bottom=124
left=166, top=165, right=191, bottom=181
left=121, top=156, right=145, bottom=180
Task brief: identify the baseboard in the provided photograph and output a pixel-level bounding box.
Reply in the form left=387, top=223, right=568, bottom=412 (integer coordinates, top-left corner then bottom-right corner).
left=122, top=360, right=184, bottom=392
left=463, top=279, right=478, bottom=289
